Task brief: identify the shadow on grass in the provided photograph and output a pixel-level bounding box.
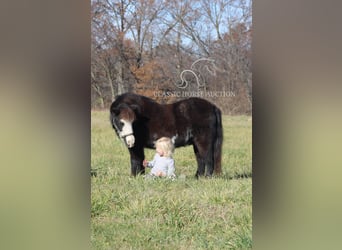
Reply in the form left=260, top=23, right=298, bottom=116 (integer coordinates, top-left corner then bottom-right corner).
left=222, top=172, right=252, bottom=180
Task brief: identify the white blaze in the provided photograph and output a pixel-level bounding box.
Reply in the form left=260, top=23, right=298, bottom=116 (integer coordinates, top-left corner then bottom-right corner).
left=120, top=119, right=135, bottom=148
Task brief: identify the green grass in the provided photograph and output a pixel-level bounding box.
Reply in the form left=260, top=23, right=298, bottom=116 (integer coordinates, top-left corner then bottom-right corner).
left=91, top=111, right=252, bottom=249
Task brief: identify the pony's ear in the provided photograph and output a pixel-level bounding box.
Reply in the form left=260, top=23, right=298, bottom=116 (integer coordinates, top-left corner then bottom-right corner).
left=111, top=106, right=120, bottom=115
left=111, top=103, right=127, bottom=115
left=129, top=104, right=141, bottom=114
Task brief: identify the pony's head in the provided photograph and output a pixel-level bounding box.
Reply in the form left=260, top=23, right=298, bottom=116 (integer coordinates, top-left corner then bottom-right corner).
left=110, top=103, right=139, bottom=148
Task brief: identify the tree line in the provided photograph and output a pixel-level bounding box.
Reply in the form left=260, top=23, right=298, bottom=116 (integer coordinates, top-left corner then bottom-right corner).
left=91, top=0, right=252, bottom=115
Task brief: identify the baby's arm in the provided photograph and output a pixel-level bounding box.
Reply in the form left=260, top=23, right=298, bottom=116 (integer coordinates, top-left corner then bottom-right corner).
left=167, top=159, right=175, bottom=176
left=144, top=154, right=157, bottom=168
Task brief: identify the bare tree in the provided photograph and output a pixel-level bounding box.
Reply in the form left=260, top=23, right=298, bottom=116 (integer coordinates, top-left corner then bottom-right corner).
left=91, top=0, right=252, bottom=114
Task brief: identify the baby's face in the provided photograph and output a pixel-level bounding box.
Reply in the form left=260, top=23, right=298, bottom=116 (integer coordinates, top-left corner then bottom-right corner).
left=156, top=145, right=164, bottom=156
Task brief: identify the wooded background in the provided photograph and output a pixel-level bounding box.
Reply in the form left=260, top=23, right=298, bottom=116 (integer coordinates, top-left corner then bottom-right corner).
left=91, top=0, right=252, bottom=114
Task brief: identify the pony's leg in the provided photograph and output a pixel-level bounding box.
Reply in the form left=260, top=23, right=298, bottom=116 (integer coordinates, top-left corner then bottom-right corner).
left=193, top=143, right=205, bottom=178
left=205, top=148, right=214, bottom=177
left=129, top=146, right=145, bottom=176
left=193, top=137, right=214, bottom=177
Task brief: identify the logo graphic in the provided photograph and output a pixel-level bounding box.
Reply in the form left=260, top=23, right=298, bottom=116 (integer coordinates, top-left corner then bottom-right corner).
left=154, top=58, right=235, bottom=99
left=174, top=58, right=223, bottom=89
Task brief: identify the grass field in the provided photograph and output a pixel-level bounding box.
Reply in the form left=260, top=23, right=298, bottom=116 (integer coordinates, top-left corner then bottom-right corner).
left=91, top=111, right=252, bottom=249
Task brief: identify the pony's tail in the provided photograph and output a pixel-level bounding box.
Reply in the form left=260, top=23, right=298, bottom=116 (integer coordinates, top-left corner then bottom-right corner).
left=213, top=107, right=223, bottom=175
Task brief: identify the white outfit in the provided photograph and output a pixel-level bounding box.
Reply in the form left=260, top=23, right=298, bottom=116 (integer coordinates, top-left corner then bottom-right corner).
left=147, top=153, right=175, bottom=177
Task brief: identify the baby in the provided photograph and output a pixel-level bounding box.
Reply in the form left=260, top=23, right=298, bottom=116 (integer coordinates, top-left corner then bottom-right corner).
left=143, top=137, right=176, bottom=178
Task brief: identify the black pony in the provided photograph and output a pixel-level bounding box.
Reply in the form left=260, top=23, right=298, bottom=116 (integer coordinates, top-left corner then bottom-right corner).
left=110, top=93, right=223, bottom=177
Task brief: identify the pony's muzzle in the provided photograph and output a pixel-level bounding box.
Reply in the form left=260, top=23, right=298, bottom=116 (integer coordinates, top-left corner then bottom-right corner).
left=125, top=135, right=135, bottom=148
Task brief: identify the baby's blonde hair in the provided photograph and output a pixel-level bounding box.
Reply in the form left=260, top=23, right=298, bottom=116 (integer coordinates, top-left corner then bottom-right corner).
left=155, top=137, right=174, bottom=157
